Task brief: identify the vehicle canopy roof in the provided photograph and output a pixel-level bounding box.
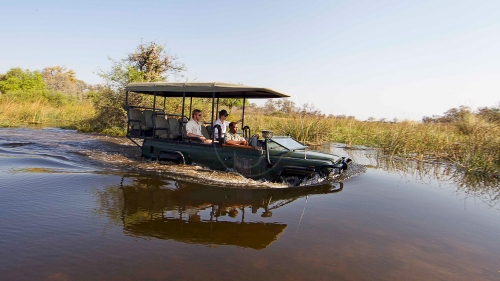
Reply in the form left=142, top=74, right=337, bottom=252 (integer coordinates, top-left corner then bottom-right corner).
left=126, top=82, right=289, bottom=99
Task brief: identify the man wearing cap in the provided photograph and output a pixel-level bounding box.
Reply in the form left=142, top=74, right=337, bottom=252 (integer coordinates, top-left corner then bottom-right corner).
left=213, top=109, right=230, bottom=139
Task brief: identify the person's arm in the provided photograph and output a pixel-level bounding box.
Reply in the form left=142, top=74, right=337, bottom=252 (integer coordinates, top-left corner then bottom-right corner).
left=225, top=133, right=248, bottom=145
left=186, top=122, right=207, bottom=141
left=225, top=140, right=247, bottom=145
left=187, top=132, right=207, bottom=141
left=237, top=136, right=248, bottom=145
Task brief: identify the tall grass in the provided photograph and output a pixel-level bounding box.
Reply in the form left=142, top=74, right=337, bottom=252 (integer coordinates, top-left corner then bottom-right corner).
left=0, top=91, right=95, bottom=128
left=245, top=114, right=332, bottom=144
left=2, top=92, right=499, bottom=177
left=246, top=114, right=500, bottom=176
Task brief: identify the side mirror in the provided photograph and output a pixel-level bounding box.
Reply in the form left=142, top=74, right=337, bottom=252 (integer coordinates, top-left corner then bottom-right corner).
left=243, top=126, right=250, bottom=140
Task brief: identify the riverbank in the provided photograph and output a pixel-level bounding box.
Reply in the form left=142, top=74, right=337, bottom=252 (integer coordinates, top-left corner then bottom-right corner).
left=1, top=98, right=499, bottom=177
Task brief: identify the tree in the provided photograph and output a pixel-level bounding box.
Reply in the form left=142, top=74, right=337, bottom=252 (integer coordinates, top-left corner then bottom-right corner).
left=42, top=66, right=80, bottom=96
left=264, top=99, right=278, bottom=114
left=219, top=98, right=245, bottom=109
left=0, top=67, right=46, bottom=93
left=477, top=103, right=500, bottom=123
left=279, top=99, right=296, bottom=114
left=98, top=41, right=186, bottom=92
left=442, top=105, right=471, bottom=122
left=90, top=41, right=186, bottom=133
left=128, top=42, right=185, bottom=82
left=298, top=103, right=321, bottom=115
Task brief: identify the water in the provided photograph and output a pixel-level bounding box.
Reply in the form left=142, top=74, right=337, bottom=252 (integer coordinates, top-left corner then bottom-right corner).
left=0, top=128, right=499, bottom=280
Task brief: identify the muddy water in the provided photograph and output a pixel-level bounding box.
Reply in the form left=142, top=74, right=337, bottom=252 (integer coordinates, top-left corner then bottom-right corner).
left=0, top=128, right=499, bottom=280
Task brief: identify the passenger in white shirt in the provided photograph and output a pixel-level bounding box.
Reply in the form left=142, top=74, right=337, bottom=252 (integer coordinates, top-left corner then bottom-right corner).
left=213, top=109, right=230, bottom=139
left=186, top=109, right=212, bottom=144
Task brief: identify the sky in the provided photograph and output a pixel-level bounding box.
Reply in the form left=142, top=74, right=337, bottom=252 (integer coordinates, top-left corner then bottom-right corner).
left=1, top=0, right=499, bottom=121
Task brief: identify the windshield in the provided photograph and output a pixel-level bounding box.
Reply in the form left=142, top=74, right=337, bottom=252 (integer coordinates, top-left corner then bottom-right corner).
left=269, top=137, right=308, bottom=151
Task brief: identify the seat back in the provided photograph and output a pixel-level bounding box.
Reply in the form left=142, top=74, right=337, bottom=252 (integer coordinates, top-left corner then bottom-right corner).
left=128, top=108, right=142, bottom=120
left=178, top=117, right=189, bottom=137
left=201, top=125, right=210, bottom=139
left=153, top=116, right=170, bottom=138
left=143, top=110, right=154, bottom=129
left=167, top=118, right=182, bottom=140
left=205, top=125, right=213, bottom=138
left=128, top=108, right=146, bottom=130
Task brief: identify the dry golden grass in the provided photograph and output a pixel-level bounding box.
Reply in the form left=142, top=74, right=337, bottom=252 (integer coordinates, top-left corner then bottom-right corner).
left=0, top=97, right=95, bottom=128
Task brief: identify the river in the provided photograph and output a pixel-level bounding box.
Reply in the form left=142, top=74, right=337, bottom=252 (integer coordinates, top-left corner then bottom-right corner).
left=0, top=128, right=499, bottom=280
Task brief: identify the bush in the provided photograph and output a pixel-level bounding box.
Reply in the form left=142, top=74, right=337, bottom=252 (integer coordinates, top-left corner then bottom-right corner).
left=78, top=87, right=126, bottom=135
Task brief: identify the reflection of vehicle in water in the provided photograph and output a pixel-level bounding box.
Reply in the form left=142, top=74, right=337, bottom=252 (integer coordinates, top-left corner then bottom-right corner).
left=125, top=82, right=352, bottom=186
left=112, top=175, right=343, bottom=250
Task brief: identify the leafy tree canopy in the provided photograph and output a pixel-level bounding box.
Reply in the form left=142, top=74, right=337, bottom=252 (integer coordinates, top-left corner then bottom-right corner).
left=42, top=66, right=80, bottom=96
left=88, top=41, right=186, bottom=133
left=422, top=103, right=500, bottom=124
left=98, top=41, right=186, bottom=92
left=0, top=67, right=46, bottom=93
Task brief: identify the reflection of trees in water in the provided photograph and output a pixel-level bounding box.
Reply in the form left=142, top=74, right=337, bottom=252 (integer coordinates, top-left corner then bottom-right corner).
left=92, top=182, right=125, bottom=226
left=92, top=175, right=343, bottom=249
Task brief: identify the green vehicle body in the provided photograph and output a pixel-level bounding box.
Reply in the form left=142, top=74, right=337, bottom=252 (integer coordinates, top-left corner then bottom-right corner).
left=125, top=82, right=351, bottom=185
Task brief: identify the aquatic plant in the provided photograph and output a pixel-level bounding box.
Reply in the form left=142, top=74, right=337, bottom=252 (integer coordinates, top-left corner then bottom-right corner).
left=246, top=113, right=500, bottom=177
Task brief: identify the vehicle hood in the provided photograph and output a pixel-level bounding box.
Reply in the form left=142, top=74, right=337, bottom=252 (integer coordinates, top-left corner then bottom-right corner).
left=271, top=149, right=342, bottom=163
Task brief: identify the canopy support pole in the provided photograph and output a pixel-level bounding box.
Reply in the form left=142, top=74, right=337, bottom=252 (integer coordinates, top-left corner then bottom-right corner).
left=211, top=92, right=215, bottom=125
left=241, top=97, right=246, bottom=129
left=153, top=92, right=157, bottom=110
left=189, top=97, right=192, bottom=117
left=181, top=92, right=186, bottom=140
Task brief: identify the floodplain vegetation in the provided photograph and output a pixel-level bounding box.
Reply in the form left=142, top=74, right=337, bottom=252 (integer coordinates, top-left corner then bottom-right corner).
left=1, top=41, right=499, bottom=179
left=2, top=86, right=499, bottom=178
left=245, top=103, right=500, bottom=178
left=0, top=90, right=94, bottom=128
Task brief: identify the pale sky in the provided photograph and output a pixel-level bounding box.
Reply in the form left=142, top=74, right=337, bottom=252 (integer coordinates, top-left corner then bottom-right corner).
left=1, top=0, right=499, bottom=120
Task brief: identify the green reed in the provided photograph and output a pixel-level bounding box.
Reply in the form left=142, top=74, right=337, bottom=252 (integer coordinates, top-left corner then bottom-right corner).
left=246, top=114, right=500, bottom=176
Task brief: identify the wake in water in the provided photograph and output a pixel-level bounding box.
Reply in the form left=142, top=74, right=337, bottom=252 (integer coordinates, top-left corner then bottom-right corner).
left=0, top=128, right=366, bottom=188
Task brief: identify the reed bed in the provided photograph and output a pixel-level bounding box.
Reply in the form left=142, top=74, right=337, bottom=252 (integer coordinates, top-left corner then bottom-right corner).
left=2, top=96, right=498, bottom=176
left=0, top=96, right=95, bottom=128
left=247, top=114, right=500, bottom=176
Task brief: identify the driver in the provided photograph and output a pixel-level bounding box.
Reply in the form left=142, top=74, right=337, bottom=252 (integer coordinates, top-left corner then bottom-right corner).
left=225, top=122, right=248, bottom=146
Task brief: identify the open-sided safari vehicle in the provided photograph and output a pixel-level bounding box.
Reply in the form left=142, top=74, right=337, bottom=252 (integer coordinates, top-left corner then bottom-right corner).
left=125, top=82, right=352, bottom=186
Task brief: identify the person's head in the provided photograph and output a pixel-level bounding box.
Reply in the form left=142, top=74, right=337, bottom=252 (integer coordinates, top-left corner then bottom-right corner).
left=219, top=109, right=229, bottom=120
left=228, top=122, right=238, bottom=133
left=192, top=109, right=202, bottom=120
left=228, top=208, right=238, bottom=218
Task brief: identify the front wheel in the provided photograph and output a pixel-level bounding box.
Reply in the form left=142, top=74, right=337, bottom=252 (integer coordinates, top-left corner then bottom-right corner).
left=277, top=171, right=321, bottom=187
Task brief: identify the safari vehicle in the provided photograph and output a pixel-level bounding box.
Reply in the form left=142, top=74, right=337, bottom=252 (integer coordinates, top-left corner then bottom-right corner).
left=125, top=82, right=352, bottom=186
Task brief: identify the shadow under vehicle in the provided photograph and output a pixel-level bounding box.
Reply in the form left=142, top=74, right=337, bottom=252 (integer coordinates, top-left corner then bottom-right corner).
left=113, top=176, right=344, bottom=249
left=125, top=82, right=352, bottom=186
